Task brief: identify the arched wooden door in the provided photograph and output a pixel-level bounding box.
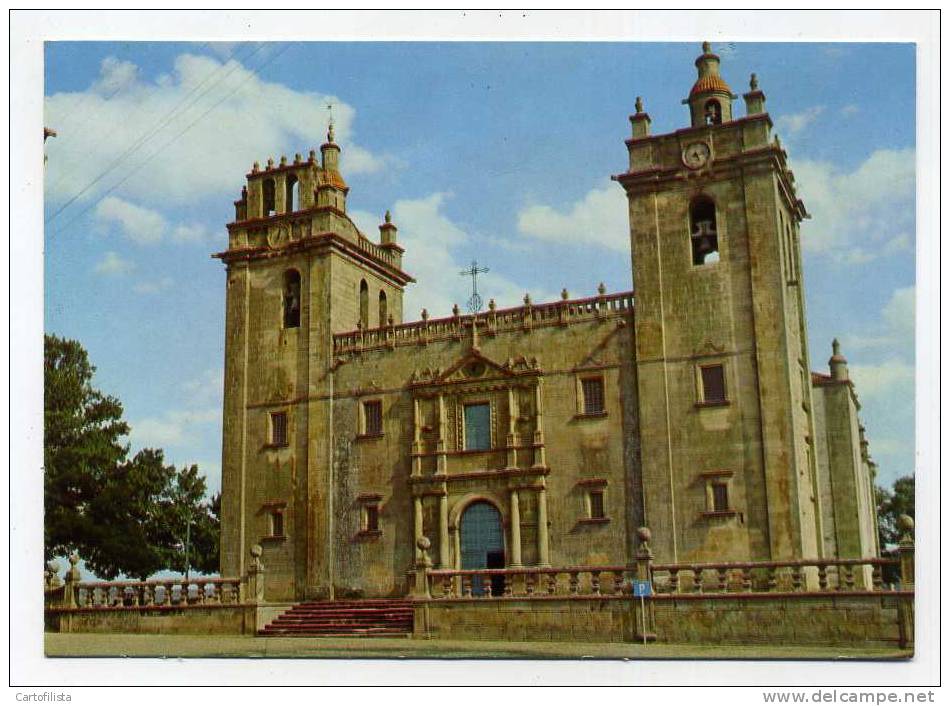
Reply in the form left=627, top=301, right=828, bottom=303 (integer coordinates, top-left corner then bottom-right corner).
left=460, top=501, right=505, bottom=595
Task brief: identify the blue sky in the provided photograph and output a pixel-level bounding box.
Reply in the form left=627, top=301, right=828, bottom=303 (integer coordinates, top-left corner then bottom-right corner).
left=43, top=41, right=916, bottom=497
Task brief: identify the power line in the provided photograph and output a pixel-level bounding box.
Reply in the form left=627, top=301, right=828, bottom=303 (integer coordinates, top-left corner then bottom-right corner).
left=46, top=42, right=213, bottom=198
left=53, top=43, right=294, bottom=238
left=48, top=42, right=266, bottom=224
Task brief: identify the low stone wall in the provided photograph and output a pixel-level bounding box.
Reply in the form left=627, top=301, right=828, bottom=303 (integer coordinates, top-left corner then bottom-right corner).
left=418, top=598, right=638, bottom=643
left=46, top=604, right=260, bottom=636
left=418, top=592, right=912, bottom=647
left=652, top=592, right=910, bottom=647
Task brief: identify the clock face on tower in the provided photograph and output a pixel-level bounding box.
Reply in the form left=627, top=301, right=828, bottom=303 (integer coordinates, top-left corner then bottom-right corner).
left=682, top=141, right=711, bottom=169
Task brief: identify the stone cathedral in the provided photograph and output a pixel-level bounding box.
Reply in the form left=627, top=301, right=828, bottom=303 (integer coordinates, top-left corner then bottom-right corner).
left=216, top=44, right=880, bottom=601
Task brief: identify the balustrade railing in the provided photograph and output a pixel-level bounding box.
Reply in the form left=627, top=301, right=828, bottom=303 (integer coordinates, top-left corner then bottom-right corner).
left=333, top=290, right=635, bottom=354
left=424, top=556, right=901, bottom=601
left=427, top=566, right=634, bottom=599
left=69, top=577, right=244, bottom=609
left=650, top=556, right=898, bottom=595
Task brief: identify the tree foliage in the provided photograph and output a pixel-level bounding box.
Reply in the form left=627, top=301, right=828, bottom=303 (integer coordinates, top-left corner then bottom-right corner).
left=44, top=334, right=219, bottom=580
left=876, top=474, right=914, bottom=548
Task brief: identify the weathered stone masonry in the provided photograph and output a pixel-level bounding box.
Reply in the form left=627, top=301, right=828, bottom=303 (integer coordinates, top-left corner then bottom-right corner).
left=215, top=43, right=881, bottom=603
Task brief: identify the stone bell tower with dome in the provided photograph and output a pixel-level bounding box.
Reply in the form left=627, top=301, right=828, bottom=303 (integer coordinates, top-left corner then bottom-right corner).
left=614, top=42, right=823, bottom=565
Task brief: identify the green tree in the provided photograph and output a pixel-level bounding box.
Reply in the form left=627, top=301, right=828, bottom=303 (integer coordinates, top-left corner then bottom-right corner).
left=44, top=334, right=220, bottom=579
left=876, top=474, right=914, bottom=548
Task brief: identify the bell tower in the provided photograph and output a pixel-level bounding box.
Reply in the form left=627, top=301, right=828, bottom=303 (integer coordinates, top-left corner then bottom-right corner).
left=216, top=127, right=414, bottom=599
left=614, top=43, right=821, bottom=564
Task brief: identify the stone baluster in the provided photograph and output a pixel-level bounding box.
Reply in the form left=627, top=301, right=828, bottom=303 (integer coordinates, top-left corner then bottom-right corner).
left=692, top=567, right=704, bottom=593
left=717, top=567, right=728, bottom=593
left=843, top=565, right=855, bottom=592
left=546, top=572, right=558, bottom=595
left=482, top=573, right=493, bottom=599
left=818, top=564, right=829, bottom=591
left=613, top=570, right=625, bottom=596
left=741, top=566, right=753, bottom=593
left=442, top=573, right=454, bottom=598
left=503, top=572, right=514, bottom=597
left=526, top=572, right=536, bottom=596
left=669, top=569, right=679, bottom=594
left=767, top=565, right=778, bottom=592
left=871, top=563, right=883, bottom=592
left=462, top=574, right=473, bottom=598
left=569, top=571, right=580, bottom=595
left=792, top=565, right=804, bottom=592
left=590, top=570, right=601, bottom=596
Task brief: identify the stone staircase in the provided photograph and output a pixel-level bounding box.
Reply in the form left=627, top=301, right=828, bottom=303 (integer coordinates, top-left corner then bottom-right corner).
left=258, top=599, right=415, bottom=638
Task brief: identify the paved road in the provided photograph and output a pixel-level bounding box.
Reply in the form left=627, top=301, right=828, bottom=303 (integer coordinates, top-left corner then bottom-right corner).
left=45, top=633, right=911, bottom=660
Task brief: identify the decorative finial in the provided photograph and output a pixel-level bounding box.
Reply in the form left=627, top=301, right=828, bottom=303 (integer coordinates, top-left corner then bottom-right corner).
left=384, top=209, right=392, bottom=224
left=635, top=96, right=644, bottom=114
left=294, top=152, right=302, bottom=164
left=561, top=288, right=569, bottom=300
left=750, top=73, right=759, bottom=91
left=267, top=157, right=274, bottom=169
left=597, top=282, right=607, bottom=295
left=326, top=103, right=335, bottom=143
left=452, top=303, right=460, bottom=317
left=523, top=293, right=532, bottom=306
left=421, top=308, right=428, bottom=321
left=702, top=41, right=712, bottom=54
left=280, top=155, right=287, bottom=166
left=308, top=149, right=316, bottom=163
left=252, top=161, right=260, bottom=173
left=832, top=338, right=842, bottom=357
left=488, top=298, right=496, bottom=312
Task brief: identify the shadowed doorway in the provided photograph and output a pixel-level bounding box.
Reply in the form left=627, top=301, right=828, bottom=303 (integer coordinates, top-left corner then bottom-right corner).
left=460, top=501, right=505, bottom=596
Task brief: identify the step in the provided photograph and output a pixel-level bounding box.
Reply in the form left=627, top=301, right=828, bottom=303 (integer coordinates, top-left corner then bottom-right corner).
left=259, top=600, right=416, bottom=638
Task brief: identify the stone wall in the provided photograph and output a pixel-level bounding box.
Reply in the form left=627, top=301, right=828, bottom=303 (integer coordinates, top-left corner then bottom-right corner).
left=419, top=593, right=911, bottom=647
left=46, top=604, right=261, bottom=635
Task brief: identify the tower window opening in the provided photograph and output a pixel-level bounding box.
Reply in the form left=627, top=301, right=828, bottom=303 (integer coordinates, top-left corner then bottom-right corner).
left=690, top=197, right=719, bottom=265
left=378, top=290, right=388, bottom=327
left=359, top=280, right=369, bottom=329
left=262, top=178, right=276, bottom=217
left=704, top=99, right=722, bottom=126
left=286, top=174, right=299, bottom=213
left=283, top=270, right=301, bottom=329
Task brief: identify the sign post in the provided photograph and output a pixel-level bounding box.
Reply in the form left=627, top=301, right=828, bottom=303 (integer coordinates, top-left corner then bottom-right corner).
left=631, top=579, right=652, bottom=645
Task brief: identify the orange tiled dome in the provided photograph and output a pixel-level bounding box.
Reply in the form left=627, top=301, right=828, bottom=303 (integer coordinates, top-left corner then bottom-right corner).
left=690, top=74, right=732, bottom=96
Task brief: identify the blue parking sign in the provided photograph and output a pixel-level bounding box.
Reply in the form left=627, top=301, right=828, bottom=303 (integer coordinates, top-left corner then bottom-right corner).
left=632, top=579, right=652, bottom=597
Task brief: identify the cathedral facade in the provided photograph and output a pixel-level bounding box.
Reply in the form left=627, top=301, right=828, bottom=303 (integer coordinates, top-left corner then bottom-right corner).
left=216, top=44, right=880, bottom=601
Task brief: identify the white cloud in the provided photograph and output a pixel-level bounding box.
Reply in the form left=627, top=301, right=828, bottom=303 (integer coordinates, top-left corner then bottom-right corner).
left=171, top=223, right=209, bottom=243
left=352, top=193, right=543, bottom=320
left=777, top=105, right=825, bottom=136
left=516, top=181, right=628, bottom=253
left=133, top=276, right=174, bottom=294
left=45, top=52, right=388, bottom=211
left=848, top=359, right=915, bottom=401
left=843, top=286, right=915, bottom=353
left=93, top=250, right=135, bottom=276
left=130, top=407, right=219, bottom=448
left=793, top=148, right=915, bottom=262
left=95, top=196, right=165, bottom=245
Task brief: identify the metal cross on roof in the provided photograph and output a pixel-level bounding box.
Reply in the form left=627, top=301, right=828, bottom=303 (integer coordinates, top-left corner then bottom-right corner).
left=460, top=259, right=490, bottom=314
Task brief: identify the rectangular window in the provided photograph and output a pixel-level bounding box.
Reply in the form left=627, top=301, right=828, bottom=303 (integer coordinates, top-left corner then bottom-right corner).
left=364, top=505, right=379, bottom=533
left=270, top=412, right=288, bottom=446
left=712, top=483, right=729, bottom=513
left=270, top=510, right=284, bottom=537
left=363, top=400, right=383, bottom=436
left=464, top=403, right=491, bottom=451
left=700, top=365, right=726, bottom=404
left=589, top=490, right=605, bottom=519
left=581, top=377, right=605, bottom=415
